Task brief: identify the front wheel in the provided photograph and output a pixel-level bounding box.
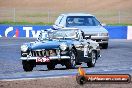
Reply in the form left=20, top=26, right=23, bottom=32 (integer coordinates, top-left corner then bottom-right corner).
left=47, top=63, right=55, bottom=70
left=102, top=43, right=108, bottom=49
left=22, top=60, right=34, bottom=72
left=87, top=51, right=96, bottom=67
left=65, top=50, right=76, bottom=69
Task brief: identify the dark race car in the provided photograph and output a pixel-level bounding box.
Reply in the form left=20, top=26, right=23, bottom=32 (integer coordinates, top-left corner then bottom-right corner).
left=20, top=28, right=100, bottom=71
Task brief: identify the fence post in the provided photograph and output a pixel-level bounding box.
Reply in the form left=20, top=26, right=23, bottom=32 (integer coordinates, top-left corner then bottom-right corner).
left=13, top=8, right=16, bottom=22
left=48, top=10, right=50, bottom=24
left=118, top=11, right=121, bottom=24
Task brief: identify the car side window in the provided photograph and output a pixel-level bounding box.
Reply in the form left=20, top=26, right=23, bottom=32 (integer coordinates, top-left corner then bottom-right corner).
left=87, top=17, right=101, bottom=26
left=59, top=16, right=64, bottom=24
left=88, top=18, right=94, bottom=26
left=55, top=15, right=64, bottom=25
left=93, top=18, right=101, bottom=26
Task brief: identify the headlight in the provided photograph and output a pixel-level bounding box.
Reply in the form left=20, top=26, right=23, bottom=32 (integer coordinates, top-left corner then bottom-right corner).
left=21, top=45, right=28, bottom=52
left=99, top=33, right=108, bottom=36
left=60, top=43, right=67, bottom=51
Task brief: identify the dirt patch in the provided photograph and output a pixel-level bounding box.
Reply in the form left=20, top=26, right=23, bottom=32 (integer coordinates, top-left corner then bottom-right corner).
left=0, top=0, right=132, bottom=23
left=0, top=0, right=132, bottom=12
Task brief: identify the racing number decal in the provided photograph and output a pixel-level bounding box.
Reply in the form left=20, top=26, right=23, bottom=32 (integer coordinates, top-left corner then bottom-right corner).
left=36, top=57, right=50, bottom=62
left=84, top=45, right=88, bottom=57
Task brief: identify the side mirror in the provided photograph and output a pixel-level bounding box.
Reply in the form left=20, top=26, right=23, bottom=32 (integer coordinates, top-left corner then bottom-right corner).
left=53, top=24, right=59, bottom=29
left=54, top=24, right=64, bottom=29
left=58, top=24, right=64, bottom=28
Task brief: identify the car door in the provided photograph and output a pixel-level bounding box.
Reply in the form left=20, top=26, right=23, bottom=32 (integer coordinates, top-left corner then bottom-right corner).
left=78, top=40, right=90, bottom=62
left=74, top=40, right=84, bottom=62
left=76, top=30, right=91, bottom=63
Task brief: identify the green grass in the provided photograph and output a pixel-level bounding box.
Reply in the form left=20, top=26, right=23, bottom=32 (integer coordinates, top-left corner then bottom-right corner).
left=107, top=23, right=132, bottom=26
left=22, top=13, right=49, bottom=17
left=0, top=21, right=132, bottom=26
left=0, top=21, right=53, bottom=25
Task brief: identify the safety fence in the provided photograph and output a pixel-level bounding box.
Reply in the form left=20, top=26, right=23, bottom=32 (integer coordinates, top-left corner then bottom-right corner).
left=0, top=8, right=132, bottom=24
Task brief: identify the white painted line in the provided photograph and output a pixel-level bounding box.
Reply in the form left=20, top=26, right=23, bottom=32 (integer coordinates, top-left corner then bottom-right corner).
left=130, top=67, right=132, bottom=69
left=102, top=68, right=132, bottom=72
left=117, top=68, right=129, bottom=70
left=102, top=69, right=113, bottom=71
left=0, top=75, right=75, bottom=81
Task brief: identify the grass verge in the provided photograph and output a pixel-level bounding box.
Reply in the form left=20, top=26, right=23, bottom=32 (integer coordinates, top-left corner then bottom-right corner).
left=0, top=21, right=132, bottom=26
left=0, top=21, right=53, bottom=25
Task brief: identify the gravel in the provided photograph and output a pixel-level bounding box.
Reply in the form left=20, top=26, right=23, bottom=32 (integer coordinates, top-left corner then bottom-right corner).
left=0, top=76, right=132, bottom=88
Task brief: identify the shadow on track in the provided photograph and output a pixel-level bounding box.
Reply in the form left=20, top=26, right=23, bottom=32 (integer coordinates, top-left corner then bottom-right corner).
left=38, top=66, right=90, bottom=71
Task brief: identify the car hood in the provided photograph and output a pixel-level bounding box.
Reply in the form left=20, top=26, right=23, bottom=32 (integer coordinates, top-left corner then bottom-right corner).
left=69, top=26, right=108, bottom=34
left=28, top=40, right=73, bottom=50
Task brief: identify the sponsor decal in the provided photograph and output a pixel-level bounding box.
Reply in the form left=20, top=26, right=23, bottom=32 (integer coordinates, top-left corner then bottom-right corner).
left=76, top=67, right=131, bottom=85
left=0, top=25, right=52, bottom=37
left=84, top=45, right=89, bottom=57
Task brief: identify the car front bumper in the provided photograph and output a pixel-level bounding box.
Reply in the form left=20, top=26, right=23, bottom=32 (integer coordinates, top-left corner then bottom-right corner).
left=91, top=36, right=109, bottom=44
left=20, top=56, right=70, bottom=60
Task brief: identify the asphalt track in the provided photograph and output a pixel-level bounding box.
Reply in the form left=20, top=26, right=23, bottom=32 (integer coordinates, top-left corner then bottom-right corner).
left=0, top=38, right=132, bottom=80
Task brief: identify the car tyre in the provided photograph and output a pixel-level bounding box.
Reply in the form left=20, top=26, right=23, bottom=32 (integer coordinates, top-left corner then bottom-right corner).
left=102, top=43, right=108, bottom=49
left=87, top=51, right=96, bottom=67
left=22, top=60, right=34, bottom=72
left=47, top=63, right=55, bottom=70
left=65, top=49, right=76, bottom=69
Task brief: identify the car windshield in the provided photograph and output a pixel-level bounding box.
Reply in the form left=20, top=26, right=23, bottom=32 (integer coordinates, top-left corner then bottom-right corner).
left=38, top=31, right=49, bottom=41
left=50, top=29, right=78, bottom=39
left=66, top=16, right=101, bottom=27
left=38, top=29, right=79, bottom=41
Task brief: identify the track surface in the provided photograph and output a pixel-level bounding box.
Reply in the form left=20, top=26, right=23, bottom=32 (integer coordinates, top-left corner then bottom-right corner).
left=0, top=38, right=132, bottom=80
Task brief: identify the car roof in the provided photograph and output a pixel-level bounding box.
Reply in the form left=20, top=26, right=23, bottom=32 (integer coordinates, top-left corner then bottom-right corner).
left=60, top=13, right=95, bottom=17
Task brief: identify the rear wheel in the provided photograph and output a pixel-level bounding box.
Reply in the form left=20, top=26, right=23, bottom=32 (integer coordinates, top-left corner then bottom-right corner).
left=87, top=51, right=96, bottom=67
left=65, top=50, right=76, bottom=69
left=22, top=60, right=34, bottom=72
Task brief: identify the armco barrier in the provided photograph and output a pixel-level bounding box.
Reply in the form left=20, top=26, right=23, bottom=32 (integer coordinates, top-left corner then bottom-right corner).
left=0, top=25, right=131, bottom=39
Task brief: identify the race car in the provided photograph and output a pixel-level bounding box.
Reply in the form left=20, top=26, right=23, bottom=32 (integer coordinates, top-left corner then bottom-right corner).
left=20, top=28, right=101, bottom=71
left=53, top=13, right=109, bottom=49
